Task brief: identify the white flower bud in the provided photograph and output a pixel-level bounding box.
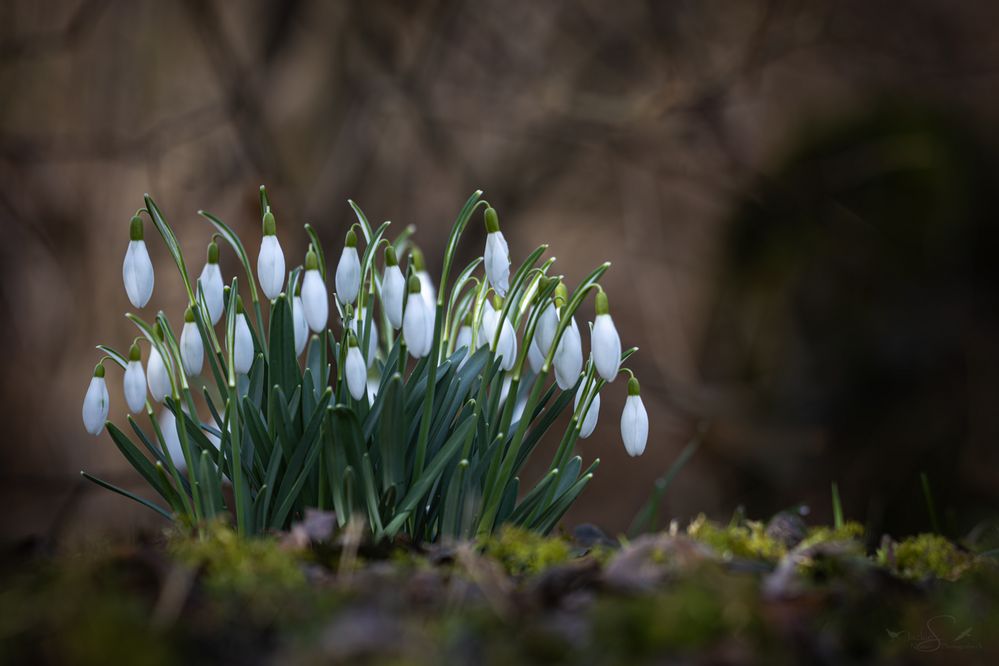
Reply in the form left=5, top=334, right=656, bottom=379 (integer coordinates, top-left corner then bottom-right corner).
left=146, top=346, right=171, bottom=403
left=554, top=316, right=583, bottom=390
left=198, top=262, right=225, bottom=325
left=382, top=264, right=405, bottom=329
left=574, top=381, right=600, bottom=439
left=292, top=295, right=309, bottom=357
left=256, top=232, right=286, bottom=300
left=403, top=277, right=432, bottom=358
left=345, top=338, right=367, bottom=401
left=335, top=230, right=361, bottom=304
left=122, top=217, right=154, bottom=308
left=527, top=337, right=545, bottom=374
left=301, top=255, right=328, bottom=333
left=591, top=293, right=622, bottom=382
left=483, top=208, right=510, bottom=296
left=455, top=325, right=473, bottom=352
left=233, top=311, right=254, bottom=375
left=124, top=357, right=147, bottom=414
left=82, top=364, right=109, bottom=435
left=536, top=302, right=559, bottom=354
left=349, top=308, right=379, bottom=365
left=180, top=309, right=204, bottom=377
left=159, top=408, right=184, bottom=471
left=621, top=378, right=649, bottom=457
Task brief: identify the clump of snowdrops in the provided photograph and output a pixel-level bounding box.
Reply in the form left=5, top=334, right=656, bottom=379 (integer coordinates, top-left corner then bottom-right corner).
left=81, top=188, right=649, bottom=541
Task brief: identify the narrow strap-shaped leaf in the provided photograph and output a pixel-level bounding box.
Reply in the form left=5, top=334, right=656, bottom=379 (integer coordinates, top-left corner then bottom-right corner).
left=81, top=471, right=172, bottom=520
left=105, top=423, right=184, bottom=511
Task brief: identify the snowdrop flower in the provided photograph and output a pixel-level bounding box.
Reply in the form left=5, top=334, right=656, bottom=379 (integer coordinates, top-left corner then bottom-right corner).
left=179, top=307, right=204, bottom=377
left=122, top=215, right=154, bottom=308
left=554, top=315, right=583, bottom=390
left=292, top=284, right=308, bottom=357
left=159, top=408, right=184, bottom=471
left=478, top=298, right=517, bottom=371
left=198, top=239, right=225, bottom=325
left=483, top=207, right=510, bottom=296
left=349, top=307, right=379, bottom=365
left=382, top=246, right=405, bottom=329
left=301, top=247, right=328, bottom=333
left=403, top=275, right=432, bottom=358
left=621, top=377, right=649, bottom=457
left=335, top=229, right=361, bottom=305
left=591, top=291, right=622, bottom=382
left=146, top=333, right=172, bottom=403
left=344, top=334, right=367, bottom=401
left=233, top=297, right=254, bottom=375
left=256, top=210, right=286, bottom=300
left=574, top=380, right=600, bottom=439
left=412, top=248, right=437, bottom=342
left=123, top=343, right=147, bottom=413
left=536, top=284, right=564, bottom=354
left=82, top=363, right=109, bottom=435
left=455, top=308, right=474, bottom=352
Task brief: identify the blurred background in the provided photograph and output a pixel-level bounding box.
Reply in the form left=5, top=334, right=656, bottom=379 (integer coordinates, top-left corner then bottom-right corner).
left=3, top=0, right=999, bottom=547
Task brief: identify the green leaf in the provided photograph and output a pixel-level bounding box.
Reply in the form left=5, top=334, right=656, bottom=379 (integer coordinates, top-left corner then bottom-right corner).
left=81, top=472, right=172, bottom=520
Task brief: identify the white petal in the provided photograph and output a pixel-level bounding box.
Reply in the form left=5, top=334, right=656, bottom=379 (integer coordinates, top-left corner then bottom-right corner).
left=147, top=347, right=171, bottom=402
left=257, top=235, right=286, bottom=300
left=484, top=232, right=510, bottom=296
left=335, top=247, right=361, bottom=304
left=159, top=409, right=184, bottom=471
left=349, top=308, right=379, bottom=365
left=234, top=313, right=254, bottom=374
left=554, top=317, right=583, bottom=389
left=498, top=316, right=518, bottom=371
left=574, top=382, right=601, bottom=439
left=301, top=269, right=328, bottom=333
left=82, top=376, right=109, bottom=435
left=527, top=338, right=544, bottom=374
left=198, top=263, right=225, bottom=325
left=382, top=265, right=405, bottom=329
left=621, top=395, right=649, bottom=456
left=122, top=240, right=154, bottom=308
left=592, top=314, right=622, bottom=382
left=455, top=325, right=473, bottom=352
left=345, top=346, right=367, bottom=401
left=292, top=296, right=309, bottom=356
left=124, top=360, right=147, bottom=413
left=478, top=302, right=497, bottom=350
left=418, top=271, right=436, bottom=308
left=537, top=303, right=559, bottom=354
left=403, top=293, right=430, bottom=358
left=180, top=321, right=204, bottom=376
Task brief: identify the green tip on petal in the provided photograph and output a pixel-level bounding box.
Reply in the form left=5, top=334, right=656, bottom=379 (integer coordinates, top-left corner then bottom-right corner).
left=207, top=239, right=220, bottom=264
left=628, top=376, right=641, bottom=396
left=262, top=210, right=276, bottom=236
left=411, top=247, right=426, bottom=271
left=236, top=295, right=245, bottom=314
left=484, top=207, right=500, bottom=233
left=128, top=343, right=142, bottom=361
left=408, top=275, right=422, bottom=294
left=345, top=228, right=357, bottom=248
left=385, top=246, right=398, bottom=267
left=93, top=363, right=105, bottom=378
left=305, top=247, right=319, bottom=271
left=492, top=294, right=503, bottom=310
left=184, top=306, right=195, bottom=323
left=595, top=290, right=609, bottom=315
left=129, top=216, right=144, bottom=241
left=347, top=332, right=358, bottom=348
left=554, top=281, right=568, bottom=306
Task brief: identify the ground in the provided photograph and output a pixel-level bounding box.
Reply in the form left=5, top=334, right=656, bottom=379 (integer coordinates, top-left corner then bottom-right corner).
left=2, top=513, right=997, bottom=665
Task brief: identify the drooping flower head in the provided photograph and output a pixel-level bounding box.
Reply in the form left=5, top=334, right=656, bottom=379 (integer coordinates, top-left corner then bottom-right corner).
left=82, top=362, right=109, bottom=435
left=123, top=342, right=147, bottom=413
left=574, top=378, right=600, bottom=439
left=147, top=322, right=172, bottom=403
left=621, top=376, right=649, bottom=457
left=180, top=306, right=204, bottom=377
left=292, top=280, right=309, bottom=357
left=344, top=332, right=367, bottom=401
left=591, top=290, right=622, bottom=382
left=198, top=238, right=225, bottom=325
left=403, top=274, right=432, bottom=358
left=233, top=295, right=254, bottom=375
left=257, top=209, right=286, bottom=300
left=122, top=215, right=154, bottom=308
left=382, top=246, right=405, bottom=330
left=335, top=228, right=361, bottom=305
left=483, top=207, right=510, bottom=296
left=301, top=246, right=328, bottom=333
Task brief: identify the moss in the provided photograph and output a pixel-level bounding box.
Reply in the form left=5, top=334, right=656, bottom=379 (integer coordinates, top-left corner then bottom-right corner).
left=686, top=514, right=786, bottom=562
left=798, top=521, right=865, bottom=550
left=482, top=526, right=572, bottom=575
left=877, top=533, right=976, bottom=581
left=170, top=521, right=305, bottom=602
